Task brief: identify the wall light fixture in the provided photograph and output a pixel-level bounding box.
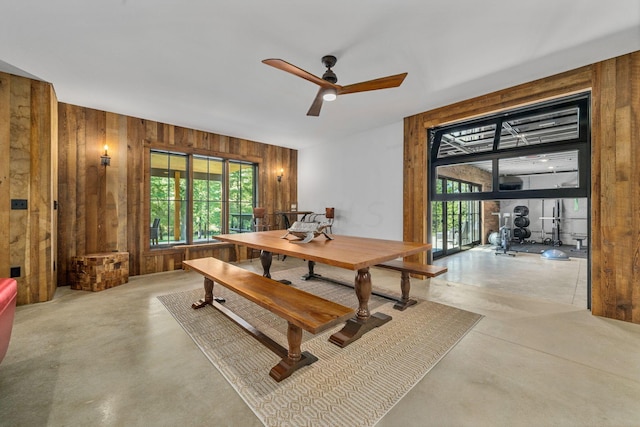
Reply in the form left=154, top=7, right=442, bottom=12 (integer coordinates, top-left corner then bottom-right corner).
left=101, top=144, right=111, bottom=166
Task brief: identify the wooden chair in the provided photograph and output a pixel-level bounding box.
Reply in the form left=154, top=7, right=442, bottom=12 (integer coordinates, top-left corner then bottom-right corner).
left=324, top=207, right=335, bottom=234
left=252, top=207, right=272, bottom=231
left=251, top=207, right=271, bottom=259
left=150, top=218, right=161, bottom=245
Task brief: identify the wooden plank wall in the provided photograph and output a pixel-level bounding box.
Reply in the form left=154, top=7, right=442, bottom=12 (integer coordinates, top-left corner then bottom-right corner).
left=591, top=53, right=640, bottom=322
left=0, top=72, right=57, bottom=305
left=57, top=103, right=298, bottom=283
left=404, top=50, right=640, bottom=323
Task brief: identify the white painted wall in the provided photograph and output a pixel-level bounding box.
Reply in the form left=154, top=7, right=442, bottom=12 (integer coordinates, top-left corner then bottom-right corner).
left=298, top=121, right=405, bottom=240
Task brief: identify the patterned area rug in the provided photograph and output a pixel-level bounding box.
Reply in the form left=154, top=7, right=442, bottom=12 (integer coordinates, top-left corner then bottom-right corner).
left=158, top=266, right=482, bottom=427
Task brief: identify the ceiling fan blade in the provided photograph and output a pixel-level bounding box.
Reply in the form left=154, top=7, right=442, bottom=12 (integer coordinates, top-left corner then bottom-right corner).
left=262, top=58, right=334, bottom=88
left=337, top=72, right=408, bottom=96
left=306, top=89, right=324, bottom=116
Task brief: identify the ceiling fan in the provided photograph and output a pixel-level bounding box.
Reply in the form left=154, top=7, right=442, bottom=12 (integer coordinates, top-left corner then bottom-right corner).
left=262, top=55, right=408, bottom=116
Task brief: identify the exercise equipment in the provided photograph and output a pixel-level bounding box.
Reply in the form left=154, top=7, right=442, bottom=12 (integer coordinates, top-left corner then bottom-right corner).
left=512, top=205, right=531, bottom=244
left=571, top=234, right=587, bottom=252
left=513, top=227, right=532, bottom=240
left=513, top=205, right=529, bottom=216
left=492, top=212, right=516, bottom=256
left=541, top=248, right=570, bottom=261
left=488, top=231, right=500, bottom=246
left=514, top=216, right=530, bottom=228
left=540, top=199, right=563, bottom=246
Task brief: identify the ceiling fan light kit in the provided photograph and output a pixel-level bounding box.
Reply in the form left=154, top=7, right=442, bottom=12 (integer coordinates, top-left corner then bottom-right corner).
left=322, top=87, right=337, bottom=102
left=262, top=55, right=407, bottom=116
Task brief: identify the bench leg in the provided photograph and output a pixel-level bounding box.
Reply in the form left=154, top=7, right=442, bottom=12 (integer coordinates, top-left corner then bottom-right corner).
left=269, top=322, right=318, bottom=382
left=192, top=277, right=226, bottom=309
left=394, top=272, right=417, bottom=311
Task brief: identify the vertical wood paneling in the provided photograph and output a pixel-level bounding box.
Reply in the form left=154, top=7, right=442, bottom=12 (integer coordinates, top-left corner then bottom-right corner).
left=57, top=104, right=71, bottom=284
left=30, top=81, right=56, bottom=301
left=631, top=53, right=640, bottom=322
left=50, top=85, right=59, bottom=299
left=403, top=115, right=428, bottom=263
left=0, top=72, right=57, bottom=304
left=9, top=77, right=31, bottom=302
left=57, top=105, right=298, bottom=281
left=596, top=59, right=618, bottom=318
left=589, top=60, right=603, bottom=317
left=404, top=51, right=640, bottom=324
left=0, top=73, right=10, bottom=278
left=116, top=114, right=128, bottom=250
left=127, top=118, right=144, bottom=276
left=614, top=56, right=632, bottom=320
left=591, top=54, right=640, bottom=322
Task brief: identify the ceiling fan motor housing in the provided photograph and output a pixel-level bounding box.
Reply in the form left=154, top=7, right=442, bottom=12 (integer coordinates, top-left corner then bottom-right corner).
left=321, top=55, right=337, bottom=68
left=321, top=55, right=338, bottom=83
left=322, top=70, right=337, bottom=83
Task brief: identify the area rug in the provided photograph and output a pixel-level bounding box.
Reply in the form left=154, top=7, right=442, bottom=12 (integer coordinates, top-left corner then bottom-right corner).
left=158, top=266, right=482, bottom=427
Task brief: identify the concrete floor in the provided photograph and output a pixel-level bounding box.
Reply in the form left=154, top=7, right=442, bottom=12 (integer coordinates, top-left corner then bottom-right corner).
left=1, top=249, right=639, bottom=426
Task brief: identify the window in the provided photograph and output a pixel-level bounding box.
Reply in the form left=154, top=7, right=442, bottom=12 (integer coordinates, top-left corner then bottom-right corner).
left=192, top=156, right=224, bottom=242
left=150, top=150, right=257, bottom=247
left=228, top=161, right=256, bottom=233
left=498, top=107, right=580, bottom=150
left=431, top=177, right=481, bottom=258
left=150, top=152, right=188, bottom=245
left=437, top=123, right=497, bottom=157
left=429, top=94, right=590, bottom=201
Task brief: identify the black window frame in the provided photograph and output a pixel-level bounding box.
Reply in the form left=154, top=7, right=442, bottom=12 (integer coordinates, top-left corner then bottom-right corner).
left=429, top=94, right=590, bottom=202
left=149, top=149, right=258, bottom=248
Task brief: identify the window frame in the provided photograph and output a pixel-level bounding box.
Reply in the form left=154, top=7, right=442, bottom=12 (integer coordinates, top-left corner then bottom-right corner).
left=429, top=94, right=590, bottom=202
left=145, top=143, right=261, bottom=249
left=149, top=151, right=189, bottom=246
left=431, top=177, right=482, bottom=258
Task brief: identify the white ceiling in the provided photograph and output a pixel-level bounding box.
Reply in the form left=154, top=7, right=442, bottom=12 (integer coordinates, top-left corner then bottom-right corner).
left=1, top=1, right=639, bottom=150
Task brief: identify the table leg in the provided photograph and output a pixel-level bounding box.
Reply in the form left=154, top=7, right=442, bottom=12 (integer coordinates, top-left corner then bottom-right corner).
left=280, top=213, right=291, bottom=229
left=302, top=260, right=321, bottom=280
left=329, top=267, right=392, bottom=347
left=355, top=267, right=372, bottom=319
left=260, top=250, right=273, bottom=278
left=192, top=277, right=226, bottom=309
left=259, top=249, right=293, bottom=285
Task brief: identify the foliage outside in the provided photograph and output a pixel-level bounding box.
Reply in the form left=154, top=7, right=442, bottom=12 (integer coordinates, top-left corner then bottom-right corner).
left=150, top=152, right=255, bottom=246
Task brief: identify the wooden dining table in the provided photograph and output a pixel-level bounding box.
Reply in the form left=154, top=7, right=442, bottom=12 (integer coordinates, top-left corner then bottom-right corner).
left=214, top=230, right=431, bottom=347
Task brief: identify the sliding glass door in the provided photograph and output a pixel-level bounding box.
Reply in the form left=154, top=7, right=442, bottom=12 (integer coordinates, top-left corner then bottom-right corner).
left=431, top=177, right=481, bottom=258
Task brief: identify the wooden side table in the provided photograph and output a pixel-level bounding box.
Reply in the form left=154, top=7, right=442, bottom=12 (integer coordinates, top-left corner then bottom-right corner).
left=70, top=252, right=129, bottom=291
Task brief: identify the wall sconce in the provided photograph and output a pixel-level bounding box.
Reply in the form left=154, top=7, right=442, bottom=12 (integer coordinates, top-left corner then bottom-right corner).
left=101, top=144, right=111, bottom=166
left=276, top=168, right=284, bottom=182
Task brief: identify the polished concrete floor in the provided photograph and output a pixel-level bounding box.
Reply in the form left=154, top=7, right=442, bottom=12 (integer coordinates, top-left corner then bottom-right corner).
left=433, top=245, right=589, bottom=308
left=1, top=249, right=639, bottom=426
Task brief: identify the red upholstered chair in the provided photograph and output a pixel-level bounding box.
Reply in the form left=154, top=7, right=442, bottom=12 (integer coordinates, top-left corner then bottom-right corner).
left=0, top=278, right=17, bottom=364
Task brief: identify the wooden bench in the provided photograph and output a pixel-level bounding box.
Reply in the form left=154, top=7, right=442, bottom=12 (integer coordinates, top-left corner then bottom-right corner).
left=375, top=259, right=448, bottom=311
left=182, top=257, right=355, bottom=382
